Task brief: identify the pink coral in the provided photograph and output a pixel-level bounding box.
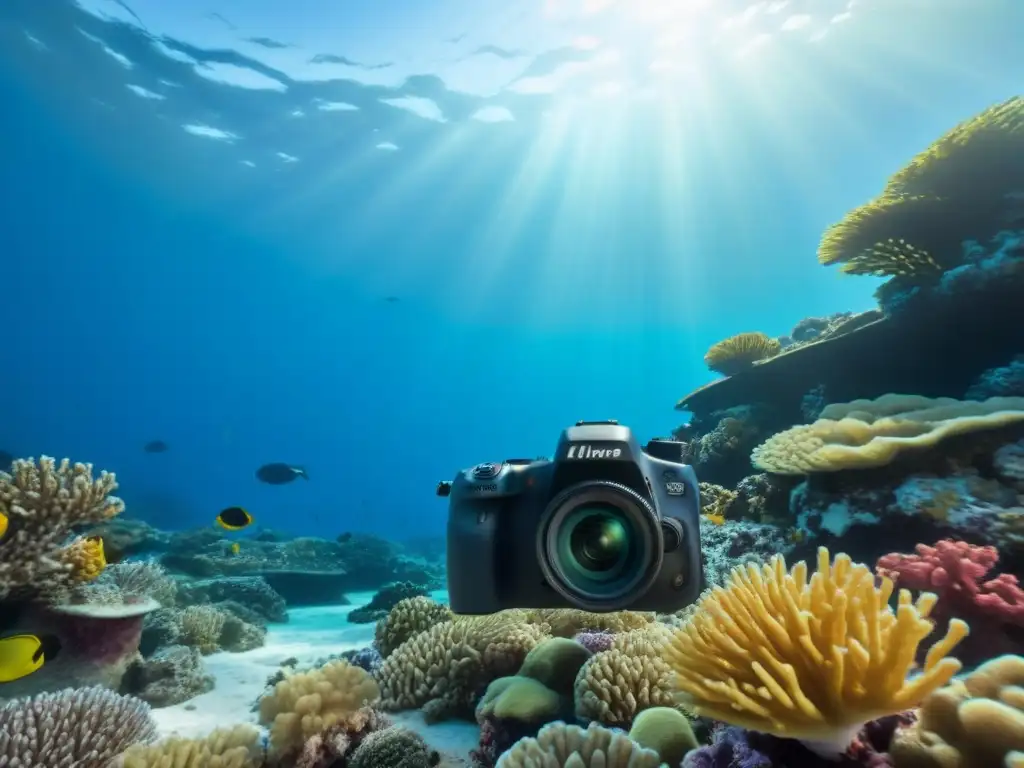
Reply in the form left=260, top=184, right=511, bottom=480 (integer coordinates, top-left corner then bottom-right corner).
left=876, top=539, right=1024, bottom=626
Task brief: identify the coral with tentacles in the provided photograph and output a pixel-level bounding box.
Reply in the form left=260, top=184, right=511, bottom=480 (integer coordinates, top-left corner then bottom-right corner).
left=703, top=332, right=781, bottom=376
left=0, top=456, right=124, bottom=602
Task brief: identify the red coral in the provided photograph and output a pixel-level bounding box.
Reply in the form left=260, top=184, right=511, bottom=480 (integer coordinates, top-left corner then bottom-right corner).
left=876, top=539, right=1024, bottom=626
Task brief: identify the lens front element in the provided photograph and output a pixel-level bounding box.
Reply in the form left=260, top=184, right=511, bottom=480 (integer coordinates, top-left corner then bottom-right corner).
left=539, top=481, right=662, bottom=610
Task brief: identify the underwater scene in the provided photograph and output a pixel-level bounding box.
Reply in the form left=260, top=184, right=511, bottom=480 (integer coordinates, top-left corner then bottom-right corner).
left=2, top=0, right=1024, bottom=767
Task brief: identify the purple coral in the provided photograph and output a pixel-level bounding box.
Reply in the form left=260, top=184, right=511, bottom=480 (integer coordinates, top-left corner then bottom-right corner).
left=572, top=631, right=614, bottom=654
left=342, top=646, right=383, bottom=676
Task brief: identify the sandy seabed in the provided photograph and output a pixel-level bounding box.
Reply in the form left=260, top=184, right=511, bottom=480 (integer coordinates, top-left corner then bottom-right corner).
left=151, top=589, right=479, bottom=759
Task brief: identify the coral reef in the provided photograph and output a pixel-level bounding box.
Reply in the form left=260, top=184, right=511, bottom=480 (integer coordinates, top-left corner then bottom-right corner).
left=350, top=581, right=429, bottom=624
left=0, top=686, right=156, bottom=766
left=0, top=456, right=124, bottom=602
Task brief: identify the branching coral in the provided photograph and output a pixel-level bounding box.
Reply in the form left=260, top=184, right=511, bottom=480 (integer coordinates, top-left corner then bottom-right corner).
left=375, top=596, right=453, bottom=657
left=751, top=394, right=1024, bottom=474
left=496, top=721, right=662, bottom=768
left=0, top=686, right=156, bottom=767
left=0, top=456, right=125, bottom=601
left=877, top=539, right=1024, bottom=628
left=258, top=659, right=381, bottom=761
left=377, top=611, right=549, bottom=721
left=890, top=654, right=1024, bottom=768
left=703, top=333, right=782, bottom=376
left=663, top=548, right=968, bottom=748
left=113, top=725, right=264, bottom=768
left=179, top=605, right=228, bottom=655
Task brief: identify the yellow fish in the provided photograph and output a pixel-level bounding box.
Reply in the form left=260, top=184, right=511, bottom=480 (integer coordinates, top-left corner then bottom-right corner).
left=0, top=510, right=7, bottom=541
left=230, top=542, right=241, bottom=555
left=216, top=506, right=253, bottom=531
left=0, top=634, right=62, bottom=683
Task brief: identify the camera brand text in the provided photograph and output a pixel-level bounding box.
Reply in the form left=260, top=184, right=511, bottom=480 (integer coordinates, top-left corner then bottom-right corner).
left=566, top=444, right=622, bottom=459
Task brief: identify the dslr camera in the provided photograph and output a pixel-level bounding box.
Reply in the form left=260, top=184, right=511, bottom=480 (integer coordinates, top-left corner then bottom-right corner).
left=438, top=420, right=704, bottom=614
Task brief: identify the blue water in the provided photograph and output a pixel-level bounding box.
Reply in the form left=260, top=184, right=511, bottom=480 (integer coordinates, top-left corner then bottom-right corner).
left=1, top=0, right=1021, bottom=537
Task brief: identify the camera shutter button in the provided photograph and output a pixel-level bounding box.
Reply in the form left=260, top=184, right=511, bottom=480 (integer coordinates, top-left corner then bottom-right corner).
left=472, top=463, right=501, bottom=479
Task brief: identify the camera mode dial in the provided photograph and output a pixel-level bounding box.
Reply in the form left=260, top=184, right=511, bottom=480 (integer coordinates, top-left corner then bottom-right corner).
left=471, top=463, right=502, bottom=479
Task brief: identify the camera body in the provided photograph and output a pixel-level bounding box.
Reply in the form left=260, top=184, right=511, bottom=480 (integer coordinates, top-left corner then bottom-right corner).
left=443, top=420, right=704, bottom=614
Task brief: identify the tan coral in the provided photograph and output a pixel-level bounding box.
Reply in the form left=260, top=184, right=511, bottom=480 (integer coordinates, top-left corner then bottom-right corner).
left=114, top=725, right=263, bottom=768
left=0, top=457, right=124, bottom=601
left=377, top=611, right=549, bottom=720
left=179, top=606, right=227, bottom=655
left=496, top=720, right=662, bottom=768
left=700, top=483, right=737, bottom=521
left=523, top=609, right=654, bottom=638
left=258, top=659, right=380, bottom=759
left=375, top=596, right=452, bottom=657
left=574, top=647, right=678, bottom=728
left=663, top=548, right=968, bottom=745
left=890, top=654, right=1024, bottom=768
left=751, top=394, right=1024, bottom=474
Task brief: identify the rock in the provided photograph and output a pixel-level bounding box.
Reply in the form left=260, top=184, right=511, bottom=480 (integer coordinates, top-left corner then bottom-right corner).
left=140, top=608, right=182, bottom=657
left=177, top=576, right=287, bottom=622
left=123, top=644, right=214, bottom=707
left=349, top=581, right=429, bottom=624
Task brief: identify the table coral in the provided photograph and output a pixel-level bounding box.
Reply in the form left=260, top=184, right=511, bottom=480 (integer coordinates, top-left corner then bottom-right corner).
left=663, top=548, right=968, bottom=751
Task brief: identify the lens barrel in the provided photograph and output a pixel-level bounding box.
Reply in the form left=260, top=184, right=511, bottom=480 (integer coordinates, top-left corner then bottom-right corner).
left=537, top=480, right=663, bottom=611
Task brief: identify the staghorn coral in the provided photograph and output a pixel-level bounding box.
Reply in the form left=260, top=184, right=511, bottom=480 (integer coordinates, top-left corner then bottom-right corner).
left=179, top=605, right=228, bottom=655
left=0, top=456, right=125, bottom=602
left=663, top=548, right=969, bottom=748
left=113, top=725, right=264, bottom=768
left=375, top=596, right=453, bottom=657
left=574, top=642, right=678, bottom=728
left=258, top=659, right=380, bottom=761
left=0, top=686, right=156, bottom=767
left=751, top=394, right=1024, bottom=474
left=377, top=611, right=549, bottom=721
left=496, top=720, right=662, bottom=768
left=889, top=654, right=1024, bottom=768
left=703, top=332, right=782, bottom=376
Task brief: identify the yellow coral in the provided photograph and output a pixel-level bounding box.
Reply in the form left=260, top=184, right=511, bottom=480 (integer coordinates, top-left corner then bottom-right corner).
left=496, top=721, right=662, bottom=768
left=751, top=394, right=1024, bottom=474
left=375, top=596, right=452, bottom=657
left=258, top=660, right=380, bottom=759
left=663, top=548, right=968, bottom=744
left=523, top=608, right=654, bottom=638
left=699, top=482, right=736, bottom=521
left=61, top=535, right=107, bottom=583
left=703, top=332, right=782, bottom=376
left=890, top=654, right=1024, bottom=768
left=838, top=238, right=944, bottom=278
left=116, top=725, right=263, bottom=768
left=575, top=647, right=679, bottom=727
left=377, top=611, right=548, bottom=720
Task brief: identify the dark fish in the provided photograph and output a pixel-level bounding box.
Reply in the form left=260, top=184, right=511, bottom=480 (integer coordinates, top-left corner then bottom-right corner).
left=143, top=440, right=169, bottom=453
left=256, top=463, right=308, bottom=484
left=338, top=532, right=352, bottom=543
left=0, top=450, right=12, bottom=469
left=0, top=633, right=61, bottom=683
left=216, top=506, right=253, bottom=531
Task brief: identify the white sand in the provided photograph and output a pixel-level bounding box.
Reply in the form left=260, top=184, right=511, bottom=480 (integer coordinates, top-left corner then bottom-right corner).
left=151, top=590, right=479, bottom=758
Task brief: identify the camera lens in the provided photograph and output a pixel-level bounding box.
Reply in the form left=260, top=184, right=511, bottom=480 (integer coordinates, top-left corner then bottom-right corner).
left=538, top=481, right=663, bottom=610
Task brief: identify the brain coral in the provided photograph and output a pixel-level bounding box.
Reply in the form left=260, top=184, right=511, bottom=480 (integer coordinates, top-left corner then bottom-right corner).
left=377, top=611, right=549, bottom=721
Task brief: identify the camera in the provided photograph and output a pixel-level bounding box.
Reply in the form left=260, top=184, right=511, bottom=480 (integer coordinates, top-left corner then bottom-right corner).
left=438, top=420, right=704, bottom=614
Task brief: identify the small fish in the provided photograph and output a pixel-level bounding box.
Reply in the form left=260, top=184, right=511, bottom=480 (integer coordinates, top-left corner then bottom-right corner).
left=0, top=509, right=7, bottom=542
left=338, top=532, right=352, bottom=544
left=143, top=440, right=169, bottom=453
left=256, top=463, right=308, bottom=485
left=0, top=633, right=62, bottom=683
left=216, top=507, right=253, bottom=531
left=230, top=542, right=241, bottom=555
